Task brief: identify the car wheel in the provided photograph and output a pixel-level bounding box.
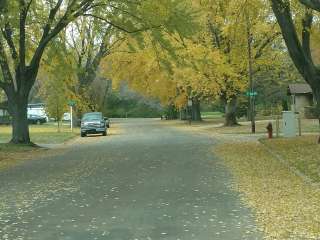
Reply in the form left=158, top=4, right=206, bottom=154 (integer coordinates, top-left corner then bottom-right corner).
left=102, top=131, right=107, bottom=136
left=81, top=133, right=86, bottom=137
left=36, top=120, right=41, bottom=125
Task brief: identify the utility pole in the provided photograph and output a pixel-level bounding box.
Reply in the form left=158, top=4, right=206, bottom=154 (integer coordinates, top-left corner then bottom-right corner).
left=246, top=11, right=256, bottom=134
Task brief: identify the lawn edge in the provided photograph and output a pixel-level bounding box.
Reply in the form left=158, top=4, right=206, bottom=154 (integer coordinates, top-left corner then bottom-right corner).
left=258, top=138, right=320, bottom=188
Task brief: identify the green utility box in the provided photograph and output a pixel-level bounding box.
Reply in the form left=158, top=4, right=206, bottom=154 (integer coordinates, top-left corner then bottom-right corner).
left=282, top=111, right=296, bottom=138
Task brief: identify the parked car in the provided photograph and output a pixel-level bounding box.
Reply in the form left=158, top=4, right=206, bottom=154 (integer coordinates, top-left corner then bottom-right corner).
left=80, top=112, right=107, bottom=137
left=27, top=104, right=49, bottom=122
left=28, top=114, right=47, bottom=124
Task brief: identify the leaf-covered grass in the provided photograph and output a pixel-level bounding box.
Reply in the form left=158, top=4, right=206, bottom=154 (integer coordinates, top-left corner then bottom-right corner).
left=165, top=115, right=320, bottom=135
left=0, top=123, right=79, bottom=144
left=212, top=118, right=320, bottom=135
left=215, top=142, right=320, bottom=240
left=213, top=120, right=271, bottom=134
left=0, top=144, right=45, bottom=170
left=0, top=123, right=78, bottom=170
left=261, top=136, right=320, bottom=183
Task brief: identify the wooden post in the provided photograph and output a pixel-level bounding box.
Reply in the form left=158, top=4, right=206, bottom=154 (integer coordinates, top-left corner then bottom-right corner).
left=276, top=116, right=280, bottom=138
left=298, top=114, right=302, bottom=136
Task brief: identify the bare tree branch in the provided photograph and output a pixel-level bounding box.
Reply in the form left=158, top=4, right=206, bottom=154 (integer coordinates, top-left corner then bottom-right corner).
left=0, top=37, right=14, bottom=85
left=302, top=7, right=313, bottom=62
left=1, top=23, right=18, bottom=62
left=254, top=32, right=281, bottom=59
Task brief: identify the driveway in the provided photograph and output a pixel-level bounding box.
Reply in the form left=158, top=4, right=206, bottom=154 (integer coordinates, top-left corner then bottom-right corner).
left=0, top=119, right=262, bottom=240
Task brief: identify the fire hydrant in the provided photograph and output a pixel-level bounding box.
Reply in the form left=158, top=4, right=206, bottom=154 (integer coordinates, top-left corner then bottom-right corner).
left=266, top=122, right=273, bottom=139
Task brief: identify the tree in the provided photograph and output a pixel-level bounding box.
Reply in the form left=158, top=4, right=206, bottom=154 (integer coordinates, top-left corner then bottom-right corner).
left=66, top=17, right=123, bottom=113
left=38, top=40, right=76, bottom=132
left=201, top=0, right=282, bottom=126
left=270, top=0, right=320, bottom=142
left=0, top=1, right=102, bottom=144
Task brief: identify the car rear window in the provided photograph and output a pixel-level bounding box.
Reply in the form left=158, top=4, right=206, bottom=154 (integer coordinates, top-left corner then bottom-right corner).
left=82, top=114, right=102, bottom=121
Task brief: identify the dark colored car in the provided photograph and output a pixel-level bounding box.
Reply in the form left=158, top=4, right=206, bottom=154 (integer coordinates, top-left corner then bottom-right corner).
left=28, top=114, right=47, bottom=124
left=81, top=112, right=107, bottom=137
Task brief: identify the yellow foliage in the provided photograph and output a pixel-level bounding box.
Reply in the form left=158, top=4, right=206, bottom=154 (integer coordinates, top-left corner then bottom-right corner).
left=102, top=0, right=283, bottom=109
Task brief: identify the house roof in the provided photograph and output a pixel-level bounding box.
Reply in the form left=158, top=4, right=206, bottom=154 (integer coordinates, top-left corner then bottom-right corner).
left=288, top=84, right=312, bottom=95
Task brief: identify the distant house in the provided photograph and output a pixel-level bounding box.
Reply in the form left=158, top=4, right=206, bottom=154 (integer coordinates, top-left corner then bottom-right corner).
left=287, top=84, right=314, bottom=116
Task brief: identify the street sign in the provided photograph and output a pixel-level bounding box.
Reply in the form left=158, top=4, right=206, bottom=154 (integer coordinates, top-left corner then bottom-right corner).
left=187, top=99, right=193, bottom=107
left=245, top=91, right=258, bottom=97
left=68, top=100, right=76, bottom=107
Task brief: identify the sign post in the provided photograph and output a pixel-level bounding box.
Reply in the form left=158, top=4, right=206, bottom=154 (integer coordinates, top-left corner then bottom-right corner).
left=68, top=100, right=76, bottom=132
left=245, top=91, right=258, bottom=133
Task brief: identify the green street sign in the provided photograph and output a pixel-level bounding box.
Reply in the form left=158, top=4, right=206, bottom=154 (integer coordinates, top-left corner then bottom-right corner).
left=245, top=91, right=258, bottom=97
left=68, top=100, right=76, bottom=106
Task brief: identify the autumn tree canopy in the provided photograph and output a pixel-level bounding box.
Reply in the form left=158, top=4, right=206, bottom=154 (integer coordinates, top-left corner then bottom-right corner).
left=0, top=0, right=196, bottom=144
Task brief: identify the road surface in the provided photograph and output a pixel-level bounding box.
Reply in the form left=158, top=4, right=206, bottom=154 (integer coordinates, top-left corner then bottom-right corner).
left=0, top=119, right=262, bottom=240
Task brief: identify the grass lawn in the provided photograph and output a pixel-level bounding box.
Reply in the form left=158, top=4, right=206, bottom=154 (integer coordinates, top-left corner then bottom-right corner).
left=201, top=111, right=224, bottom=119
left=0, top=123, right=79, bottom=144
left=212, top=120, right=271, bottom=134
left=182, top=112, right=320, bottom=135
left=209, top=118, right=320, bottom=135
left=215, top=137, right=320, bottom=239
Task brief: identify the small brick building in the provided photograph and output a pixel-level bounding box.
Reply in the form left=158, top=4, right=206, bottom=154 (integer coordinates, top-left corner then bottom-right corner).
left=287, top=84, right=314, bottom=117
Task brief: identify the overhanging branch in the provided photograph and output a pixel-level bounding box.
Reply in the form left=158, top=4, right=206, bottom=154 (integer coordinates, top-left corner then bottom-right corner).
left=83, top=14, right=161, bottom=34
left=299, top=0, right=320, bottom=12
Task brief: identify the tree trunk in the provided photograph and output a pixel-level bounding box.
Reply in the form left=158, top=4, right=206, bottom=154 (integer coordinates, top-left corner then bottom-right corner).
left=191, top=98, right=202, bottom=121
left=7, top=93, right=31, bottom=144
left=180, top=108, right=187, bottom=120
left=166, top=105, right=178, bottom=120
left=224, top=96, right=238, bottom=126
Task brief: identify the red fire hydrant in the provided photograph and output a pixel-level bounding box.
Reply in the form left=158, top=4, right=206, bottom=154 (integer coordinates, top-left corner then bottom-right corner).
left=266, top=122, right=273, bottom=139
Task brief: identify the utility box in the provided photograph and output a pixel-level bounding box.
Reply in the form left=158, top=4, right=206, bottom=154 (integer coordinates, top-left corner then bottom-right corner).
left=282, top=111, right=296, bottom=138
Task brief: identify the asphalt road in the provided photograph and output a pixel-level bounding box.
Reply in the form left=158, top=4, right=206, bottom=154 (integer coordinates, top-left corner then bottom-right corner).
left=0, top=119, right=262, bottom=240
